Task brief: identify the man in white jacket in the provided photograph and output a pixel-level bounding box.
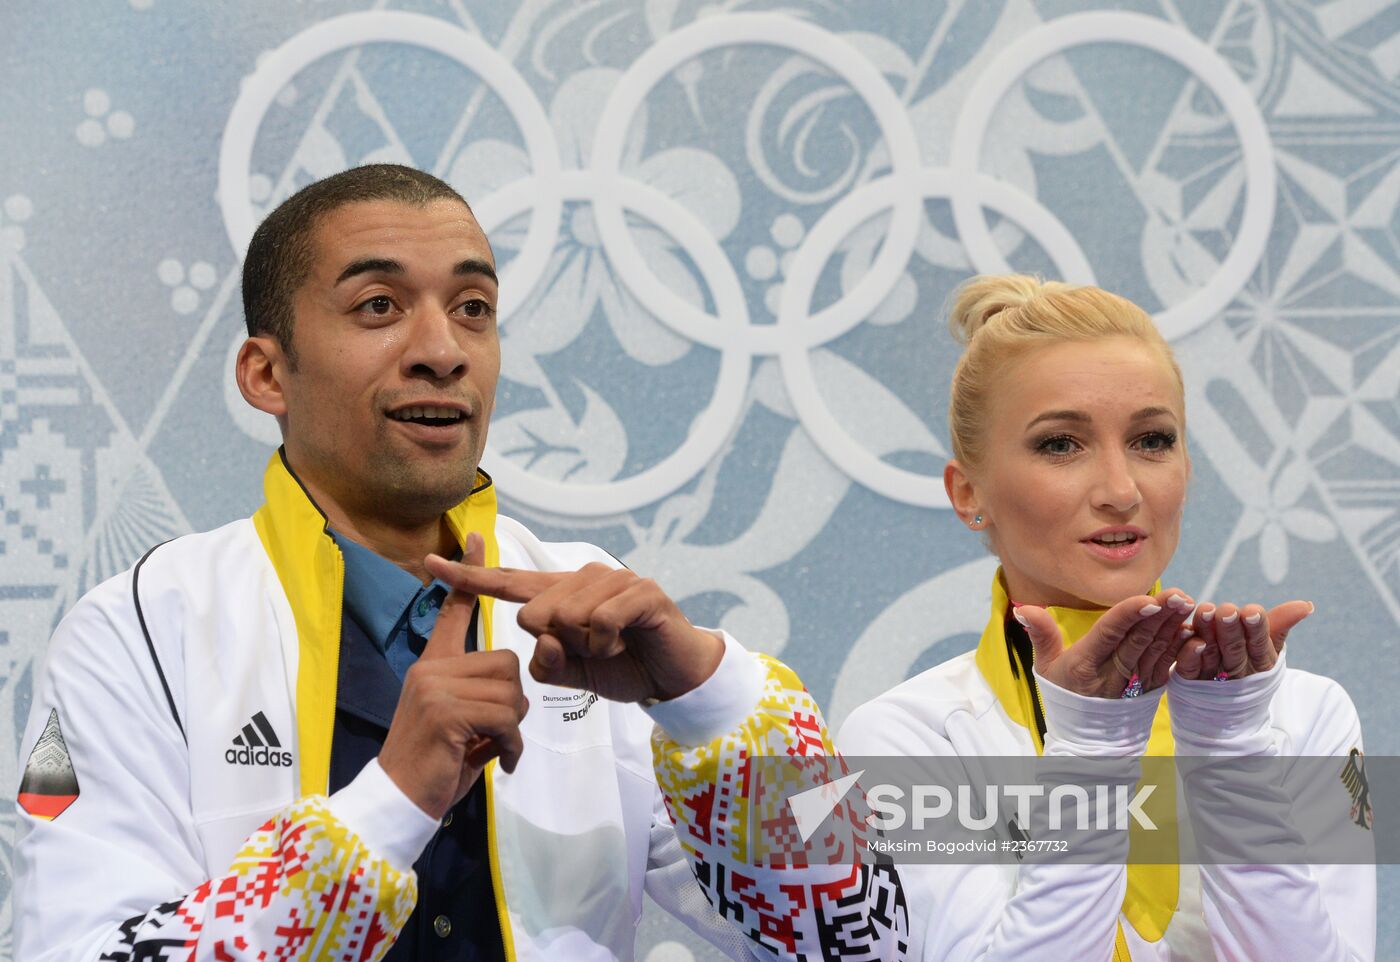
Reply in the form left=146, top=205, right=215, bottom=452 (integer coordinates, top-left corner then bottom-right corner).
left=14, top=164, right=906, bottom=962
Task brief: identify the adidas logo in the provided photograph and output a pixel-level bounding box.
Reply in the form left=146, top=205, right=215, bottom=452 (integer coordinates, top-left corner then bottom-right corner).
left=225, top=711, right=293, bottom=767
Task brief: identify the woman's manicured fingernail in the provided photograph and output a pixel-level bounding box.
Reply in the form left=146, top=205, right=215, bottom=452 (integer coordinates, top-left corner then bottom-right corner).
left=1013, top=610, right=1030, bottom=627
left=1221, top=611, right=1239, bottom=624
left=1194, top=641, right=1207, bottom=653
left=1307, top=602, right=1316, bottom=614
left=1198, top=608, right=1215, bottom=622
left=1168, top=594, right=1191, bottom=610
left=1245, top=613, right=1262, bottom=626
left=1179, top=628, right=1194, bottom=640
left=1140, top=604, right=1162, bottom=616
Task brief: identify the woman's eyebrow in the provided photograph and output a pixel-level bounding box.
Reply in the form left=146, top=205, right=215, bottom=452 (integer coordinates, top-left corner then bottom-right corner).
left=1025, top=409, right=1089, bottom=430
left=1024, top=406, right=1176, bottom=431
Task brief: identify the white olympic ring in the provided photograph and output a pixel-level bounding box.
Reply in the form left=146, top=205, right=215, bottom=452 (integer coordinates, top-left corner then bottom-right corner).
left=778, top=169, right=1098, bottom=509
left=949, top=11, right=1276, bottom=340
left=218, top=10, right=1270, bottom=515
left=480, top=171, right=749, bottom=516
left=589, top=13, right=925, bottom=355
left=217, top=11, right=564, bottom=320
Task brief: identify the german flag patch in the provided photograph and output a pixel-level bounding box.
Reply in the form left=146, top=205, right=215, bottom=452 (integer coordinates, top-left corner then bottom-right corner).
left=1341, top=747, right=1373, bottom=831
left=18, top=709, right=79, bottom=821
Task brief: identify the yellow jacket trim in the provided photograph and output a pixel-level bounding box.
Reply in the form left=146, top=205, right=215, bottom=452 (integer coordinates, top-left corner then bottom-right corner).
left=447, top=483, right=515, bottom=961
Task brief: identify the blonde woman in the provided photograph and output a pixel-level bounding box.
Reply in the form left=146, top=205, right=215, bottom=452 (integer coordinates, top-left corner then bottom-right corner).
left=839, top=275, right=1374, bottom=961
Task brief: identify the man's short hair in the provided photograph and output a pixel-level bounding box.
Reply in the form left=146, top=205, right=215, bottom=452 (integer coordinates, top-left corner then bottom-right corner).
left=241, top=164, right=470, bottom=363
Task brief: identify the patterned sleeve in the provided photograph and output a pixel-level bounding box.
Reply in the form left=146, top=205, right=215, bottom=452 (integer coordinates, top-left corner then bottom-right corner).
left=651, top=653, right=909, bottom=961
left=93, top=795, right=417, bottom=962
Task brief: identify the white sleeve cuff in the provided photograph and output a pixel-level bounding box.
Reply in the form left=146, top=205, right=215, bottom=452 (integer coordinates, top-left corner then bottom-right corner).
left=326, top=757, right=440, bottom=872
left=1035, top=669, right=1163, bottom=756
left=644, top=631, right=765, bottom=747
left=1167, top=650, right=1287, bottom=752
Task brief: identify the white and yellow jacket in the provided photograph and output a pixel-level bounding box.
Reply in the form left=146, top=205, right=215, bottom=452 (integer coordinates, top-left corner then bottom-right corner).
left=839, top=573, right=1374, bottom=962
left=15, top=453, right=905, bottom=962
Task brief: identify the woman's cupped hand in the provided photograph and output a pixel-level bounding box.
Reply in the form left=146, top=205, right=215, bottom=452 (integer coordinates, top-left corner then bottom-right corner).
left=1173, top=600, right=1313, bottom=680
left=1015, top=589, right=1197, bottom=699
left=1017, top=592, right=1315, bottom=698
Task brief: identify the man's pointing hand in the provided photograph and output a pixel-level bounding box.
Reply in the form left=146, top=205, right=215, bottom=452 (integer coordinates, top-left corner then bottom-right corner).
left=424, top=556, right=724, bottom=705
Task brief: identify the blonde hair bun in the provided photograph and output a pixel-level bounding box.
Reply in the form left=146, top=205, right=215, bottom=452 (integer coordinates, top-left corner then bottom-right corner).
left=944, top=273, right=1182, bottom=470
left=947, top=274, right=1071, bottom=345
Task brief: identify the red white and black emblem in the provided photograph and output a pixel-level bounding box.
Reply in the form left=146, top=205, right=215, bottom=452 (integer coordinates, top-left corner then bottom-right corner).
left=18, top=709, right=79, bottom=821
left=1340, top=747, right=1373, bottom=831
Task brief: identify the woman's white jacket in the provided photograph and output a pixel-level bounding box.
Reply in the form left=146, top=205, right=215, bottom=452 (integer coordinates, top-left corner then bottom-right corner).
left=840, top=592, right=1375, bottom=962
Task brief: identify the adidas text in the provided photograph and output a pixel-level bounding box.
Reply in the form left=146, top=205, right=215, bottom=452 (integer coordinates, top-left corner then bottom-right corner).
left=226, top=745, right=293, bottom=767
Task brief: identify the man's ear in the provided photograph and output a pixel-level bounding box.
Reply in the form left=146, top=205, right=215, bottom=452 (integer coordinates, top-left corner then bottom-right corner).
left=236, top=336, right=289, bottom=418
left=944, top=459, right=981, bottom=527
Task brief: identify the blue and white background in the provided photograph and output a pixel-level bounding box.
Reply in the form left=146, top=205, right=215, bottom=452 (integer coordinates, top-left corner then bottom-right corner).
left=3, top=0, right=1399, bottom=957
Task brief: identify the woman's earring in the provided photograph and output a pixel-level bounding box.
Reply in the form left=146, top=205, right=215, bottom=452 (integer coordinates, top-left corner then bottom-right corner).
left=972, top=515, right=984, bottom=528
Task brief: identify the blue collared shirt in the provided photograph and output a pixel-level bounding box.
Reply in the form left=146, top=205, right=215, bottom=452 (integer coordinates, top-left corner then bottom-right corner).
left=326, top=531, right=502, bottom=961
left=330, top=531, right=456, bottom=679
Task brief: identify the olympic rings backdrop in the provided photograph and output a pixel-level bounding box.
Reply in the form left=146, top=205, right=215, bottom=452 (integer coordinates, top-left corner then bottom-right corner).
left=4, top=1, right=1400, bottom=957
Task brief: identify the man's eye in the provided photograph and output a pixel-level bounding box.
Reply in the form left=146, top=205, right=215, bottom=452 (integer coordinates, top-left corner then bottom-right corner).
left=458, top=298, right=493, bottom=319
left=358, top=295, right=394, bottom=316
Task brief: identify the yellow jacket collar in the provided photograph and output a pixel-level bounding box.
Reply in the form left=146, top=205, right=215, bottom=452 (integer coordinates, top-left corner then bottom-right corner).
left=251, top=449, right=500, bottom=796
left=974, top=571, right=1117, bottom=754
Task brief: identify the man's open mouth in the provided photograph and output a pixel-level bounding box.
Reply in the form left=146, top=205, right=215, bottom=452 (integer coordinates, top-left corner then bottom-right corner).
left=388, top=406, right=466, bottom=427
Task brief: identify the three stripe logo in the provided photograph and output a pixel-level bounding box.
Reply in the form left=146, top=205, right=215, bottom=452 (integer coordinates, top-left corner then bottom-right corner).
left=225, top=711, right=293, bottom=767
left=235, top=711, right=281, bottom=750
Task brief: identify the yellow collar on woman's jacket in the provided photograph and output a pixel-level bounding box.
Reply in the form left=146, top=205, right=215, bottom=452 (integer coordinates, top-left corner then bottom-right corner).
left=975, top=569, right=1178, bottom=946
left=251, top=449, right=500, bottom=797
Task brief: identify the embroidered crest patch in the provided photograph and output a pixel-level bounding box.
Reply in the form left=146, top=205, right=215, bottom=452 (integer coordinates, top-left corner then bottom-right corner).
left=1340, top=747, right=1373, bottom=831
left=18, top=709, right=80, bottom=821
